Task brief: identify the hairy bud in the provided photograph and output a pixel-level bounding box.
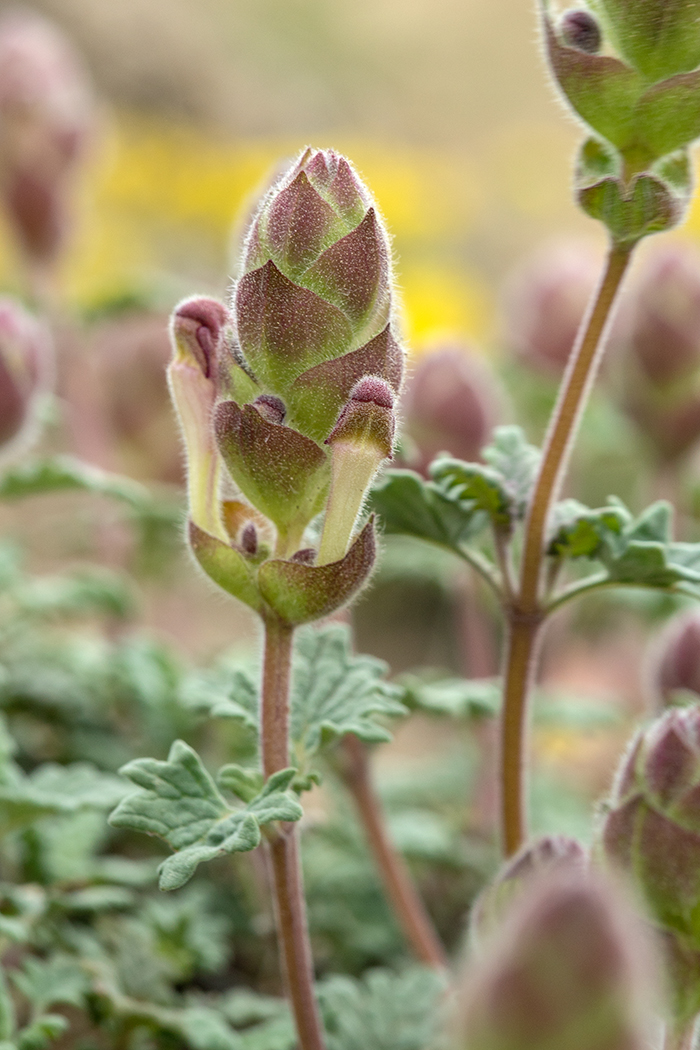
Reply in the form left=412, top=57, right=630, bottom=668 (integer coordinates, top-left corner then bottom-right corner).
left=402, top=346, right=503, bottom=473
left=559, top=9, right=601, bottom=53
left=455, top=871, right=653, bottom=1050
left=649, top=612, right=700, bottom=709
left=502, top=241, right=599, bottom=374
left=470, top=835, right=587, bottom=948
left=0, top=10, right=93, bottom=262
left=0, top=297, right=51, bottom=452
left=600, top=706, right=700, bottom=1022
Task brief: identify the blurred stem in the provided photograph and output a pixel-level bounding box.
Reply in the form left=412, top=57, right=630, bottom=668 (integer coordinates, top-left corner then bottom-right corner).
left=500, top=241, right=634, bottom=857
left=261, top=615, right=326, bottom=1050
left=338, top=733, right=448, bottom=970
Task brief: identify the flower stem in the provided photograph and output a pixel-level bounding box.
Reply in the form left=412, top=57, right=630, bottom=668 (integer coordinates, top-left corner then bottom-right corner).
left=261, top=615, right=326, bottom=1050
left=500, top=241, right=633, bottom=857
left=339, top=733, right=448, bottom=969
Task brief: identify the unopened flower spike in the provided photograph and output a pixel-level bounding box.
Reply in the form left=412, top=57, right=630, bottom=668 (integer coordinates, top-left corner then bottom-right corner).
left=167, top=296, right=230, bottom=542
left=317, top=375, right=396, bottom=565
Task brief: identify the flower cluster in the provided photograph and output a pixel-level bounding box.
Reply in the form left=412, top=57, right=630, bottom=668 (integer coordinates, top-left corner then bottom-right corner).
left=168, top=148, right=404, bottom=626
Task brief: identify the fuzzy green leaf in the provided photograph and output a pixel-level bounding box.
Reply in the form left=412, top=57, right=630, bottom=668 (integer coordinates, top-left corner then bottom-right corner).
left=0, top=455, right=149, bottom=507
left=0, top=764, right=127, bottom=836
left=370, top=469, right=483, bottom=549
left=290, top=625, right=406, bottom=766
left=431, top=426, right=541, bottom=528
left=399, top=675, right=500, bottom=719
left=548, top=499, right=631, bottom=559
left=109, top=742, right=301, bottom=889
left=11, top=956, right=88, bottom=1014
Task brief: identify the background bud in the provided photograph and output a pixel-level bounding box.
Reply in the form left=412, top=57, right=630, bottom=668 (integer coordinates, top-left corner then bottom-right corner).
left=0, top=10, right=93, bottom=263
left=455, top=871, right=653, bottom=1050
left=600, top=706, right=700, bottom=1022
left=648, top=612, right=700, bottom=710
left=470, top=835, right=587, bottom=948
left=502, top=240, right=599, bottom=374
left=611, top=244, right=700, bottom=462
left=401, top=345, right=503, bottom=474
left=0, top=297, right=51, bottom=452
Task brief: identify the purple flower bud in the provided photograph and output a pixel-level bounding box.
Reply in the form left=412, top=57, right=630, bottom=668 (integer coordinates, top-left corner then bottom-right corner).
left=0, top=10, right=93, bottom=262
left=601, top=706, right=700, bottom=1022
left=649, top=612, right=700, bottom=709
left=326, top=375, right=396, bottom=457
left=457, top=871, right=654, bottom=1050
left=559, top=9, right=601, bottom=53
left=401, top=346, right=503, bottom=474
left=502, top=240, right=599, bottom=374
left=0, top=297, right=51, bottom=451
left=240, top=522, right=258, bottom=556
left=171, top=296, right=230, bottom=379
left=253, top=393, right=286, bottom=425
left=612, top=245, right=700, bottom=461
left=233, top=147, right=401, bottom=427
left=471, top=835, right=587, bottom=947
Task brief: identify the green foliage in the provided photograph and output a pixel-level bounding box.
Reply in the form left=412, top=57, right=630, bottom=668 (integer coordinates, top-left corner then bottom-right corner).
left=110, top=741, right=302, bottom=889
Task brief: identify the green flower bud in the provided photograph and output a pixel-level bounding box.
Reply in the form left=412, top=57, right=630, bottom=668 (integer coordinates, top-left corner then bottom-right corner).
left=456, top=871, right=654, bottom=1050
left=600, top=706, right=700, bottom=1023
left=167, top=296, right=230, bottom=541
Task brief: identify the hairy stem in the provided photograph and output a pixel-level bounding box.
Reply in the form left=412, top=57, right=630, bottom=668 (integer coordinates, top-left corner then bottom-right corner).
left=500, top=241, right=633, bottom=857
left=261, top=615, right=326, bottom=1050
left=339, top=733, right=448, bottom=969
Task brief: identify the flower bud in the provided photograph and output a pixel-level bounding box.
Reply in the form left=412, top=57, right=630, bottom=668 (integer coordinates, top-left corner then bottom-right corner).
left=0, top=297, right=51, bottom=452
left=167, top=296, right=231, bottom=541
left=502, top=241, right=599, bottom=375
left=612, top=244, right=700, bottom=461
left=649, top=612, right=700, bottom=710
left=559, top=9, right=601, bottom=53
left=600, top=706, right=700, bottom=1022
left=401, top=345, right=503, bottom=474
left=470, top=835, right=587, bottom=948
left=0, top=10, right=93, bottom=263
left=317, top=376, right=396, bottom=564
left=455, top=871, right=653, bottom=1050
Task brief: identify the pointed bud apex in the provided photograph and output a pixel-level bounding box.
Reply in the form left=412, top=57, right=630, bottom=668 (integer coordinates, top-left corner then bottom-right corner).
left=326, top=376, right=396, bottom=458
left=0, top=10, right=93, bottom=261
left=253, top=393, right=286, bottom=424
left=0, top=298, right=51, bottom=452
left=600, top=706, right=700, bottom=1022
left=456, top=872, right=654, bottom=1050
left=402, top=346, right=503, bottom=474
left=240, top=522, right=258, bottom=556
left=471, top=835, right=587, bottom=948
left=559, top=9, right=601, bottom=53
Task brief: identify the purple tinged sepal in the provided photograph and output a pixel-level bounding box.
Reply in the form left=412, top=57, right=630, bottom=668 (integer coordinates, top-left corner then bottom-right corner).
left=167, top=296, right=230, bottom=541
left=188, top=521, right=262, bottom=613
left=318, top=377, right=396, bottom=564
left=258, top=518, right=376, bottom=625
left=600, top=705, right=700, bottom=1023
left=454, top=870, right=656, bottom=1050
left=214, top=399, right=329, bottom=556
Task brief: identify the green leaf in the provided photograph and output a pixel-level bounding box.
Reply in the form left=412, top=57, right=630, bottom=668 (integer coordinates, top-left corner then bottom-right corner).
left=16, top=1015, right=68, bottom=1050
left=319, top=967, right=446, bottom=1050
left=0, top=455, right=149, bottom=507
left=636, top=71, right=700, bottom=159
left=547, top=499, right=631, bottom=559
left=431, top=426, right=541, bottom=528
left=399, top=674, right=499, bottom=718
left=11, top=956, right=88, bottom=1014
left=180, top=663, right=259, bottom=731
left=370, top=469, right=483, bottom=548
left=0, top=970, right=15, bottom=1042
left=0, top=764, right=127, bottom=836
left=289, top=625, right=407, bottom=766
left=109, top=741, right=302, bottom=890
left=588, top=0, right=700, bottom=83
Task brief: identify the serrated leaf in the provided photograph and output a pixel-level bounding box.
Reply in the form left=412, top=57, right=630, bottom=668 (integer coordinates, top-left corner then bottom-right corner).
left=431, top=426, right=541, bottom=528
left=109, top=741, right=301, bottom=889
left=370, top=469, right=484, bottom=550
left=0, top=763, right=127, bottom=836
left=399, top=675, right=499, bottom=718
left=11, top=956, right=88, bottom=1014
left=290, top=625, right=407, bottom=766
left=547, top=499, right=631, bottom=559
left=180, top=664, right=259, bottom=730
